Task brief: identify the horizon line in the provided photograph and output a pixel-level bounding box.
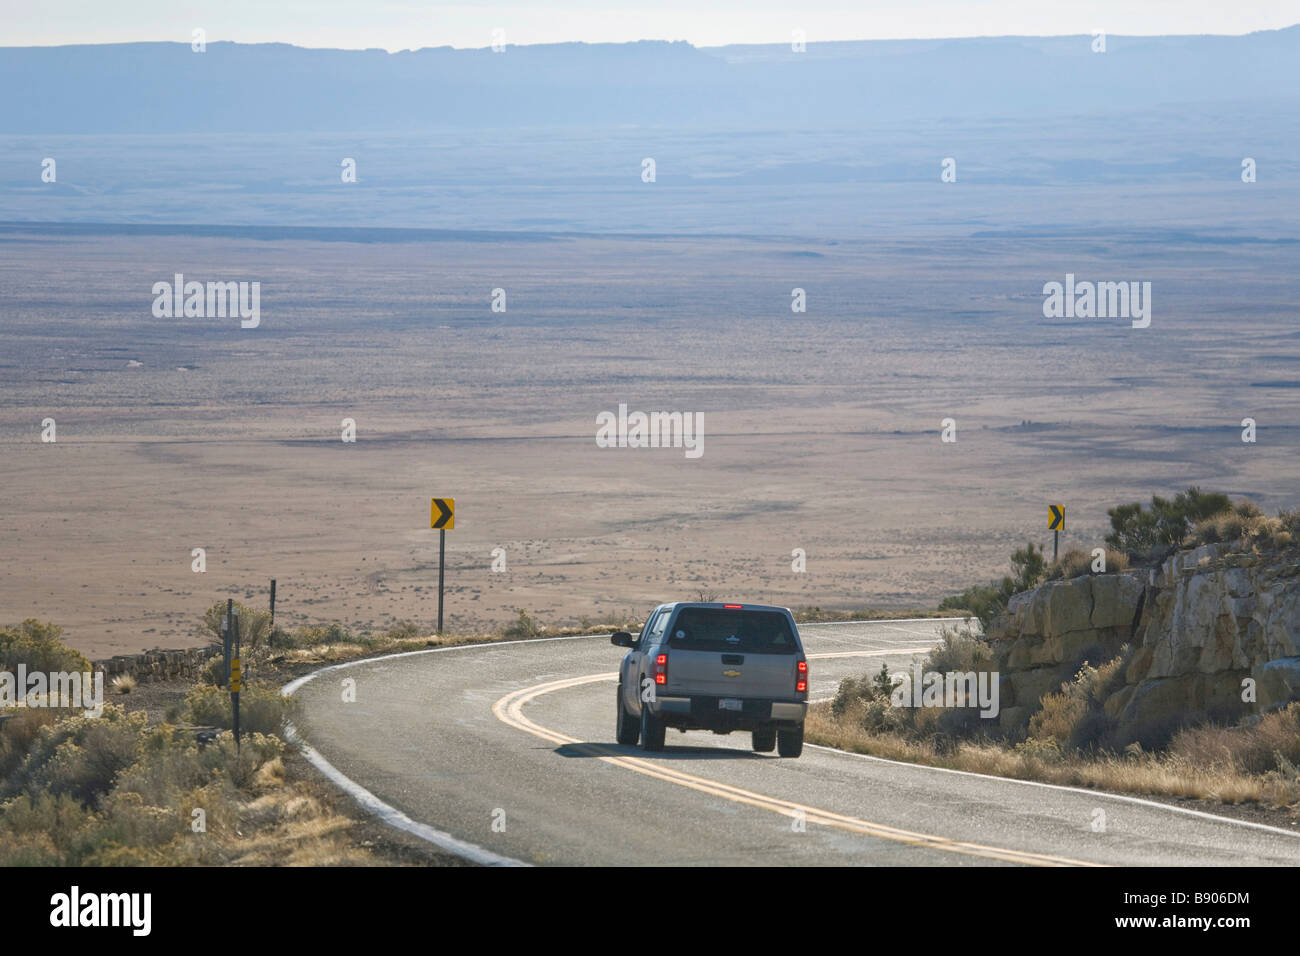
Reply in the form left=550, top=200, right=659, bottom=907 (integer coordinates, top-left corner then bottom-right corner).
left=4, top=24, right=1298, bottom=54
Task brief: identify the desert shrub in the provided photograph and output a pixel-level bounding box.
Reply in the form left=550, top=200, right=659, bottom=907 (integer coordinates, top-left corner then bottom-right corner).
left=92, top=789, right=188, bottom=854
left=831, top=626, right=998, bottom=743
left=1027, top=657, right=1125, bottom=750
left=830, top=662, right=913, bottom=733
left=385, top=621, right=421, bottom=641
left=0, top=708, right=61, bottom=780
left=924, top=623, right=994, bottom=674
left=1045, top=548, right=1090, bottom=581
left=181, top=683, right=296, bottom=736
left=199, top=653, right=226, bottom=686
left=0, top=791, right=98, bottom=865
left=200, top=602, right=282, bottom=680
left=1043, top=547, right=1130, bottom=581
left=0, top=705, right=145, bottom=805
left=828, top=686, right=906, bottom=734
left=1028, top=690, right=1089, bottom=747
left=1093, top=652, right=1128, bottom=700
left=284, top=622, right=359, bottom=649
left=1008, top=541, right=1046, bottom=592
left=920, top=626, right=995, bottom=737
left=1106, top=487, right=1232, bottom=560
left=183, top=684, right=228, bottom=726
left=0, top=726, right=285, bottom=866
left=832, top=663, right=905, bottom=714
left=858, top=696, right=907, bottom=734
left=871, top=661, right=900, bottom=698
left=830, top=675, right=874, bottom=719
left=937, top=705, right=988, bottom=739
left=504, top=609, right=542, bottom=640
left=201, top=601, right=273, bottom=652
left=1014, top=736, right=1065, bottom=763
left=112, top=674, right=137, bottom=695
left=239, top=686, right=299, bottom=737
left=938, top=584, right=1004, bottom=632
left=1103, top=549, right=1131, bottom=573
left=0, top=620, right=90, bottom=674
left=1191, top=504, right=1288, bottom=551
left=1170, top=703, right=1300, bottom=775
left=113, top=728, right=210, bottom=804
left=1068, top=709, right=1116, bottom=751
left=198, top=731, right=285, bottom=788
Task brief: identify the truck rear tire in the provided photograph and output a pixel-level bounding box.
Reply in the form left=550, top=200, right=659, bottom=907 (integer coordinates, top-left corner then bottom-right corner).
left=640, top=701, right=666, bottom=752
left=777, top=724, right=804, bottom=758
left=615, top=684, right=640, bottom=746
left=751, top=727, right=776, bottom=752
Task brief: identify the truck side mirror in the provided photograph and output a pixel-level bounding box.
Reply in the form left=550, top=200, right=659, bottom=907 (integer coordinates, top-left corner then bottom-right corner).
left=611, top=631, right=635, bottom=647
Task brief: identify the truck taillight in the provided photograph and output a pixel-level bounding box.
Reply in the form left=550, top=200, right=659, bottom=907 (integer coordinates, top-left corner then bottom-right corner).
left=655, top=653, right=668, bottom=685
left=796, top=659, right=808, bottom=693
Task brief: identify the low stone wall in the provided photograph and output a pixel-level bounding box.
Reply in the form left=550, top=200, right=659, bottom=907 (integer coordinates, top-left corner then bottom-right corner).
left=93, top=646, right=220, bottom=682
left=990, top=541, right=1300, bottom=744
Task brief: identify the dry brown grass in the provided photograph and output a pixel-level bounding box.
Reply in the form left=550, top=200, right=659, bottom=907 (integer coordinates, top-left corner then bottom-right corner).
left=1170, top=707, right=1300, bottom=775
left=1192, top=501, right=1296, bottom=551
left=225, top=763, right=377, bottom=866
left=1045, top=548, right=1130, bottom=580
left=806, top=701, right=1300, bottom=815
left=112, top=673, right=137, bottom=695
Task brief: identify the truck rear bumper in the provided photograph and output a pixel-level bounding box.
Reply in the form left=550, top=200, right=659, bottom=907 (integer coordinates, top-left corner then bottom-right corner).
left=650, top=696, right=806, bottom=728
left=770, top=701, right=806, bottom=721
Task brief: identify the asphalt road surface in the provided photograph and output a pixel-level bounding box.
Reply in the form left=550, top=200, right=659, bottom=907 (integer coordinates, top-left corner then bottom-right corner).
left=285, top=620, right=1300, bottom=866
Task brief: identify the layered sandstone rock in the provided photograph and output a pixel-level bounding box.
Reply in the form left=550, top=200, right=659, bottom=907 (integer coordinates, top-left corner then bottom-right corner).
left=989, top=542, right=1300, bottom=744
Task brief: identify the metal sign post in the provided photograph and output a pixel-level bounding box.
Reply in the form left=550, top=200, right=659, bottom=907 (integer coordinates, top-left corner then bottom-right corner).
left=268, top=578, right=278, bottom=648
left=230, top=606, right=241, bottom=752
left=431, top=497, right=455, bottom=635
left=222, top=597, right=233, bottom=690
left=438, top=529, right=446, bottom=634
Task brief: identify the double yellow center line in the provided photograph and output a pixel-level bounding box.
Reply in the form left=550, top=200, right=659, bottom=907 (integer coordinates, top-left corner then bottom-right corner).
left=492, top=662, right=1102, bottom=867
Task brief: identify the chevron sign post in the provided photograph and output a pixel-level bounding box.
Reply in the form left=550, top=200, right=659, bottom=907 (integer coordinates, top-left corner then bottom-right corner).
left=1048, top=504, right=1065, bottom=561
left=431, top=497, right=455, bottom=633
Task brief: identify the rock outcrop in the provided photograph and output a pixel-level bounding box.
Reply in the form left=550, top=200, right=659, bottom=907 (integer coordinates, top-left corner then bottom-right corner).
left=990, top=542, right=1300, bottom=744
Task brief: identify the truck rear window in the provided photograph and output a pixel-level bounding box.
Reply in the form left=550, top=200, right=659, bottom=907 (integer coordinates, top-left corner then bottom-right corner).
left=666, top=608, right=798, bottom=654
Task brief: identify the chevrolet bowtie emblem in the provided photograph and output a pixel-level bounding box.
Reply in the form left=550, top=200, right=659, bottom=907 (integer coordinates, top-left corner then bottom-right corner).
left=722, top=669, right=741, bottom=678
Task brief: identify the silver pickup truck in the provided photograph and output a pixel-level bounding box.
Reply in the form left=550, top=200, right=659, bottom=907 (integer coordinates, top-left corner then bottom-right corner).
left=611, top=602, right=808, bottom=757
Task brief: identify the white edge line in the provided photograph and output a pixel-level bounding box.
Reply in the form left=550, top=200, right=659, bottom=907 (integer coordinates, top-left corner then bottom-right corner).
left=282, top=722, right=528, bottom=867
left=803, top=743, right=1300, bottom=840
left=279, top=633, right=614, bottom=867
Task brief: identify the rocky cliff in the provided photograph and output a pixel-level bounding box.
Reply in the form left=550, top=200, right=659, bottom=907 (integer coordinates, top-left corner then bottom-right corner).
left=990, top=542, right=1300, bottom=745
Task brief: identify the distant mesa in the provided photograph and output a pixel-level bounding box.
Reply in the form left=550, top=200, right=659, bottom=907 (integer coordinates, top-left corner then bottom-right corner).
left=1, top=29, right=1297, bottom=133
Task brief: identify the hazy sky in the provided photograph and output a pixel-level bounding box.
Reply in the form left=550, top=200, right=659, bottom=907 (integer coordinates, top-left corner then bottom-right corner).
left=6, top=0, right=1299, bottom=49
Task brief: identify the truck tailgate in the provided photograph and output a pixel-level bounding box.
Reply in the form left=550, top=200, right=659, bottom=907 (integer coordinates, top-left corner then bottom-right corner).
left=667, top=648, right=796, bottom=698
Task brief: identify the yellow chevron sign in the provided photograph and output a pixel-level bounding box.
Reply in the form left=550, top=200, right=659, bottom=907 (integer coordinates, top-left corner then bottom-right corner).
left=229, top=657, right=242, bottom=693
left=431, top=497, right=455, bottom=530
left=1048, top=505, right=1065, bottom=531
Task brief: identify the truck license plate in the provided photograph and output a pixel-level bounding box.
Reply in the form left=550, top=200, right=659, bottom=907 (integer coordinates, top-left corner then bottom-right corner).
left=719, top=698, right=742, bottom=711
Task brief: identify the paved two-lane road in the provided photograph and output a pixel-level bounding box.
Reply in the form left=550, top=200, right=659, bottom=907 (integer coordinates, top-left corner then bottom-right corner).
left=286, top=620, right=1300, bottom=866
